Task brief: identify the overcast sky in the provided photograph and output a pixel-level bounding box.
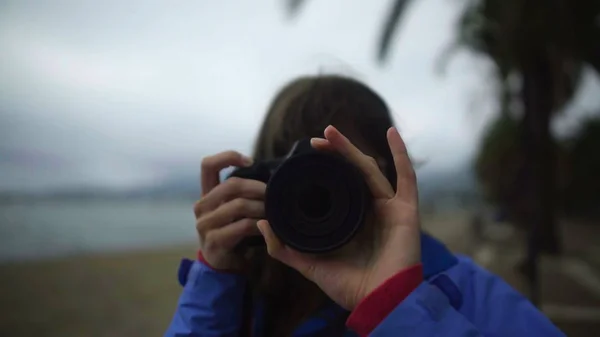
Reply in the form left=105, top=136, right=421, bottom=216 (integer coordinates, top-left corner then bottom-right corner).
left=1, top=0, right=599, bottom=192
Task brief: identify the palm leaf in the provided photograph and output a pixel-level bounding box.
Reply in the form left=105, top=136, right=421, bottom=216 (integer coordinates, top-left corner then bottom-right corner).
left=583, top=25, right=600, bottom=75
left=286, top=0, right=308, bottom=17
left=377, top=0, right=414, bottom=63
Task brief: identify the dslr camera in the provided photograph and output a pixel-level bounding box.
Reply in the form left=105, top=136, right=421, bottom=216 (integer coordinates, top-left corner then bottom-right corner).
left=229, top=139, right=370, bottom=253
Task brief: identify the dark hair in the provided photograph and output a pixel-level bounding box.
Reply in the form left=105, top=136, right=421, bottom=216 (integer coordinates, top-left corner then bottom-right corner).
left=248, top=75, right=397, bottom=337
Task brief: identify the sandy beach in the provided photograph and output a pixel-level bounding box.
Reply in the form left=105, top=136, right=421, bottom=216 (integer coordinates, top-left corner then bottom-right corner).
left=0, top=245, right=195, bottom=337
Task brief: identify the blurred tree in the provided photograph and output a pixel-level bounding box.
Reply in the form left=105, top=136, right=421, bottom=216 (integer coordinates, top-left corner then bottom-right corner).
left=475, top=114, right=570, bottom=223
left=288, top=0, right=600, bottom=255
left=564, top=117, right=600, bottom=216
left=449, top=1, right=600, bottom=304
left=475, top=115, right=522, bottom=212
left=288, top=0, right=600, bottom=304
left=450, top=0, right=600, bottom=257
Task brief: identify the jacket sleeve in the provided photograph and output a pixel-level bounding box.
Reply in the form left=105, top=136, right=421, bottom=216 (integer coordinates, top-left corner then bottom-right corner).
left=347, top=262, right=566, bottom=337
left=164, top=259, right=247, bottom=337
left=368, top=282, right=484, bottom=336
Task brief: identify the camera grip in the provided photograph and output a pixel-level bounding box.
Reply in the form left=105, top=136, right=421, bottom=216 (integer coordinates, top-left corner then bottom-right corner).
left=228, top=163, right=271, bottom=252
left=234, top=235, right=266, bottom=254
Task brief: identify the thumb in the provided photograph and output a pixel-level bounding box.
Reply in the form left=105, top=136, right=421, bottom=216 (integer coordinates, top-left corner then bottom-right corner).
left=256, top=220, right=318, bottom=280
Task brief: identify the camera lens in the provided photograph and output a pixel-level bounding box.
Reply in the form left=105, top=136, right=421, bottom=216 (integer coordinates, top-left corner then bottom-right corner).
left=264, top=151, right=369, bottom=253
left=297, top=184, right=332, bottom=221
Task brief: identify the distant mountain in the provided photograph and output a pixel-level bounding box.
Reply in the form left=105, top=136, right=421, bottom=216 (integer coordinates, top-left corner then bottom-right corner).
left=0, top=162, right=479, bottom=204
left=128, top=173, right=201, bottom=199
left=136, top=164, right=478, bottom=201
left=417, top=165, right=478, bottom=199
left=416, top=162, right=481, bottom=212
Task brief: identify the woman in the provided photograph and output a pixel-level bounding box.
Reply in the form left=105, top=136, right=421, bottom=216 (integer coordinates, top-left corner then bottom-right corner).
left=165, top=76, right=564, bottom=337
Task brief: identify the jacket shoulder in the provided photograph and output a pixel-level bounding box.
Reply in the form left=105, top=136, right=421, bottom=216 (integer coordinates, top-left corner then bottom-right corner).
left=442, top=254, right=562, bottom=337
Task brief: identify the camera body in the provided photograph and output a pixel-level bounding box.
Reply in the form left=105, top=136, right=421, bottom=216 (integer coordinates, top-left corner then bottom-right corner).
left=229, top=139, right=370, bottom=253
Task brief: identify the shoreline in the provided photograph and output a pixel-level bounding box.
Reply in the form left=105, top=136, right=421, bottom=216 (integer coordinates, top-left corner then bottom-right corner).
left=0, top=241, right=198, bottom=266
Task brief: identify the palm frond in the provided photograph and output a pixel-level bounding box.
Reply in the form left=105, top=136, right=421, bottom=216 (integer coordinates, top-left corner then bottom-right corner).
left=286, top=0, right=308, bottom=18
left=583, top=25, right=600, bottom=75
left=377, top=0, right=413, bottom=63
left=434, top=42, right=462, bottom=76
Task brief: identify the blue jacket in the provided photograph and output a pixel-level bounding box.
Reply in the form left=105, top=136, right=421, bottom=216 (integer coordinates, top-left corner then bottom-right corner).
left=165, top=234, right=564, bottom=336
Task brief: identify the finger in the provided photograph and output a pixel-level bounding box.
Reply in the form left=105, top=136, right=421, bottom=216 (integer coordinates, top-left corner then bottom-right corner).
left=387, top=127, right=417, bottom=202
left=323, top=125, right=394, bottom=199
left=256, top=220, right=314, bottom=277
left=201, top=151, right=253, bottom=197
left=197, top=198, right=264, bottom=232
left=257, top=220, right=361, bottom=286
left=207, top=218, right=261, bottom=250
left=310, top=137, right=334, bottom=151
left=194, top=177, right=266, bottom=217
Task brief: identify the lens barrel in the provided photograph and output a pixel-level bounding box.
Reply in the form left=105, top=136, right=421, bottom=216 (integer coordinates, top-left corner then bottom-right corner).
left=265, top=151, right=369, bottom=253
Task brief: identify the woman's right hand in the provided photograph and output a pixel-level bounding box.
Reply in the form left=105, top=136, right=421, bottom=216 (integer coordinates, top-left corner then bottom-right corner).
left=194, top=151, right=266, bottom=271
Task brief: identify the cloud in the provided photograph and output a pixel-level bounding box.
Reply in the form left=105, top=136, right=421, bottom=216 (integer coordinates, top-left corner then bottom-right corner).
left=4, top=0, right=595, bottom=191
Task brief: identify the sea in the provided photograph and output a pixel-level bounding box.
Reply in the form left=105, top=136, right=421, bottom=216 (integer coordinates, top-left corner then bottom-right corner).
left=0, top=194, right=478, bottom=263
left=0, top=199, right=198, bottom=263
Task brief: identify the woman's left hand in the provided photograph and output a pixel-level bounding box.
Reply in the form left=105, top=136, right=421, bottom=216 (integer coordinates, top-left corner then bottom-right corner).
left=257, top=125, right=422, bottom=311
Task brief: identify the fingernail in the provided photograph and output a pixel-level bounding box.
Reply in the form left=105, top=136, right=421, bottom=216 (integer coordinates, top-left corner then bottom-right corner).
left=242, top=156, right=254, bottom=167
left=256, top=221, right=264, bottom=235
left=310, top=137, right=326, bottom=146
